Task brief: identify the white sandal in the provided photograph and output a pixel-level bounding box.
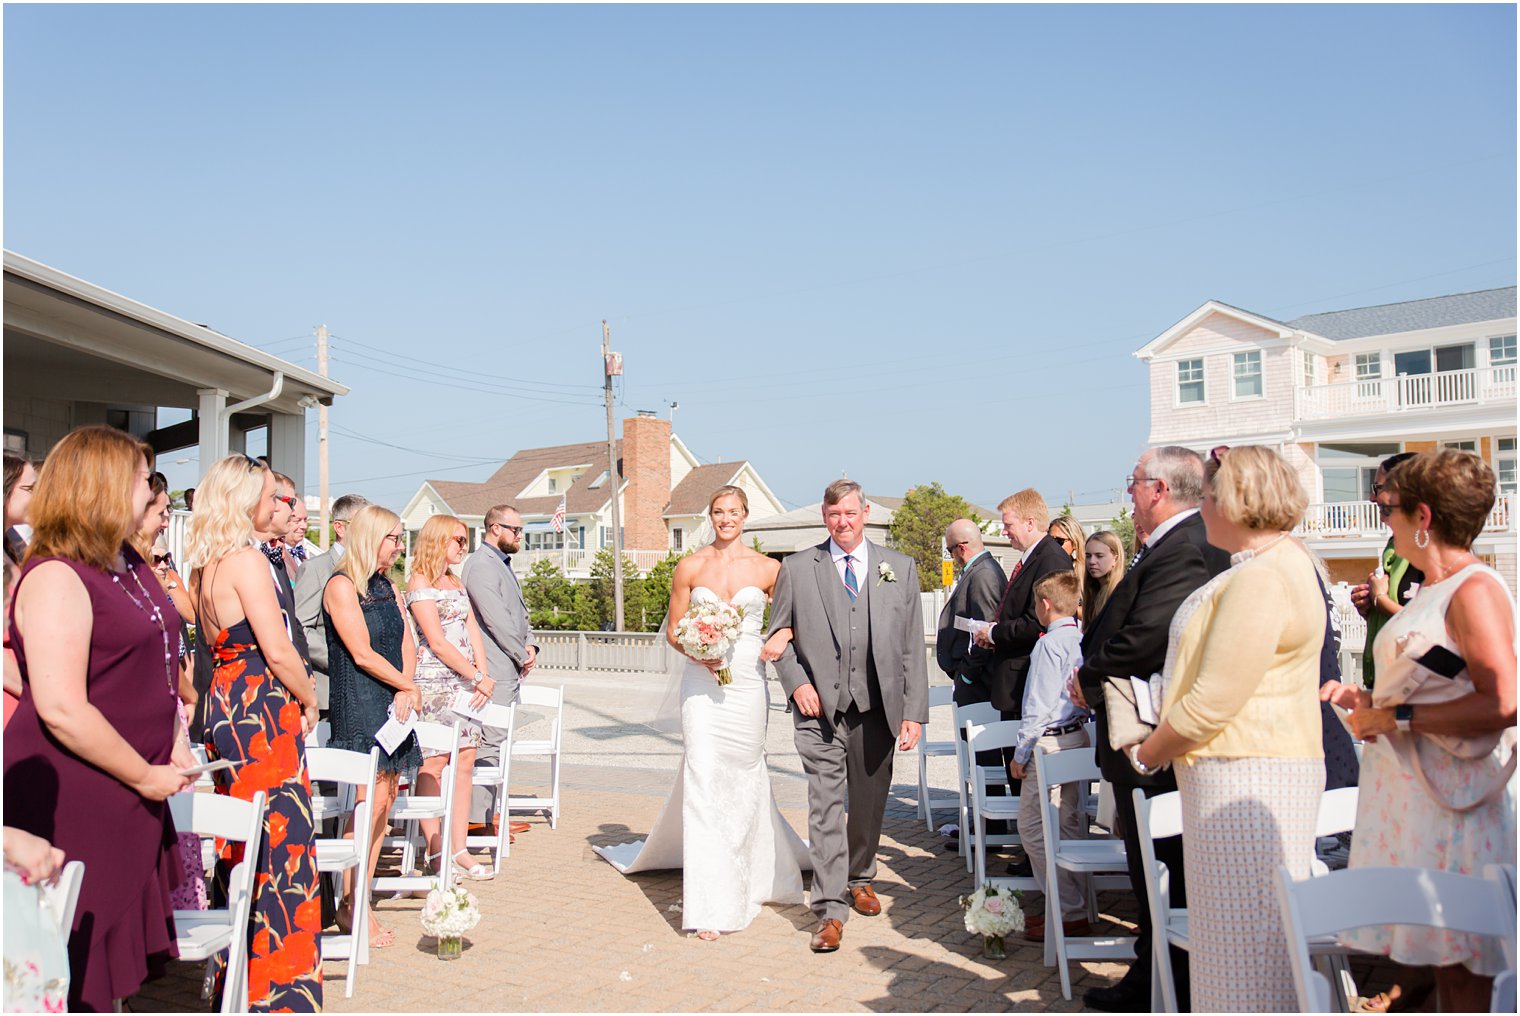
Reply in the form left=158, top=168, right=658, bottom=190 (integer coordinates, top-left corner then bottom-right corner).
left=452, top=849, right=494, bottom=881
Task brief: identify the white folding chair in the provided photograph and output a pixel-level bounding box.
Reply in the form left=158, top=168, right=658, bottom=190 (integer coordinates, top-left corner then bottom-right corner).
left=38, top=860, right=85, bottom=939
left=955, top=701, right=1014, bottom=873
left=1035, top=745, right=1131, bottom=1001
left=467, top=702, right=517, bottom=865
left=303, top=720, right=332, bottom=749
left=169, top=790, right=266, bottom=1015
left=1276, top=864, right=1518, bottom=1012
left=507, top=685, right=563, bottom=829
left=376, top=720, right=462, bottom=894
left=917, top=685, right=959, bottom=831
left=965, top=720, right=1039, bottom=894
left=305, top=746, right=379, bottom=997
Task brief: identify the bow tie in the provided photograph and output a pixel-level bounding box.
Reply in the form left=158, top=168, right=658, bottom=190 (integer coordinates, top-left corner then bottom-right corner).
left=261, top=541, right=286, bottom=570
left=290, top=545, right=308, bottom=562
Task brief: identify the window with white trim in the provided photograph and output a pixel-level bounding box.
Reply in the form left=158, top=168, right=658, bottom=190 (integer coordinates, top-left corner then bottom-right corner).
left=1232, top=351, right=1263, bottom=399
left=1498, top=437, right=1516, bottom=493
left=1176, top=358, right=1204, bottom=404
left=1302, top=351, right=1317, bottom=388
left=1490, top=335, right=1517, bottom=366
left=548, top=477, right=558, bottom=493
left=671, top=528, right=684, bottom=552
left=1442, top=440, right=1477, bottom=452
left=1354, top=353, right=1381, bottom=381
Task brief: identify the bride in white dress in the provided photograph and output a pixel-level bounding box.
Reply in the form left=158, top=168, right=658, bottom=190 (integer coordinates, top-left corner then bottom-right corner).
left=594, top=485, right=808, bottom=939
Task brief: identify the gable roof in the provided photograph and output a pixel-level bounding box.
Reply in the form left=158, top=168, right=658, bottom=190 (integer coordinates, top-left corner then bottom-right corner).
left=1286, top=286, right=1516, bottom=341
left=664, top=462, right=746, bottom=517
left=426, top=438, right=621, bottom=518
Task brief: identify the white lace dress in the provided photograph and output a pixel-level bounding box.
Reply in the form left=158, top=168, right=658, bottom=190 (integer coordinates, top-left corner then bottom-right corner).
left=594, top=586, right=808, bottom=932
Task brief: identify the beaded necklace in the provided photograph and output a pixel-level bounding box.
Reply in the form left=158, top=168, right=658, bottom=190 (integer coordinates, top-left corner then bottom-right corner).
left=110, top=554, right=177, bottom=698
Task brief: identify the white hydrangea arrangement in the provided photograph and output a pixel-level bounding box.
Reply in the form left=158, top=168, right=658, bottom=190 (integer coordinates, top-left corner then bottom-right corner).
left=959, top=883, right=1024, bottom=938
left=421, top=885, right=481, bottom=939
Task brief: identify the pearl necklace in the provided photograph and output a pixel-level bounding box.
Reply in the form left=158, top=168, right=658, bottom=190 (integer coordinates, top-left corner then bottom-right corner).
left=1229, top=531, right=1293, bottom=567
left=111, top=558, right=177, bottom=698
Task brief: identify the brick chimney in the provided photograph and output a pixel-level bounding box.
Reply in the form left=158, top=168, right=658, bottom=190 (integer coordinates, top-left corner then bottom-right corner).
left=621, top=413, right=672, bottom=552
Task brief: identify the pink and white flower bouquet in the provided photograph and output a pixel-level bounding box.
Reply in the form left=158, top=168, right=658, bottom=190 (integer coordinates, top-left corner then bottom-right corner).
left=674, top=600, right=744, bottom=686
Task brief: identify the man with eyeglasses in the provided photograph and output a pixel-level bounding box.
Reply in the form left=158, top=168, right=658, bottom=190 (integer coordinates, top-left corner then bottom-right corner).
left=295, top=493, right=372, bottom=717
left=462, top=504, right=539, bottom=838
left=1069, top=446, right=1229, bottom=1012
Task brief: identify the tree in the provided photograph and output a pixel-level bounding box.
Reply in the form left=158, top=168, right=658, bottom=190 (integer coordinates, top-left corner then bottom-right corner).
left=1107, top=506, right=1138, bottom=559
left=587, top=548, right=651, bottom=631
left=522, top=559, right=594, bottom=631
left=888, top=482, right=982, bottom=592
left=641, top=551, right=684, bottom=633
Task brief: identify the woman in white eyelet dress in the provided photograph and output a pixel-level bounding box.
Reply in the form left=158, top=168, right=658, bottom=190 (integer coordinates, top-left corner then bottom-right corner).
left=594, top=487, right=808, bottom=938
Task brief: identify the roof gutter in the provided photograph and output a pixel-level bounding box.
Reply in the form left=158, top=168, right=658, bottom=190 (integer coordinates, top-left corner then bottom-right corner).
left=225, top=372, right=285, bottom=424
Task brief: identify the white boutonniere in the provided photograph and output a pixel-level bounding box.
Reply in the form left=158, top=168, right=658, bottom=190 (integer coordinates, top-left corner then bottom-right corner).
left=877, top=562, right=896, bottom=585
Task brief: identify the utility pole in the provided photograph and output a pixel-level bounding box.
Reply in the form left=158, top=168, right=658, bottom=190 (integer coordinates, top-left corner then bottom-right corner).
left=317, top=324, right=331, bottom=550
left=603, top=320, right=625, bottom=631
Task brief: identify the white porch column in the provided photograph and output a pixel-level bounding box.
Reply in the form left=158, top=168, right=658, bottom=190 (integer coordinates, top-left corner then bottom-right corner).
left=268, top=411, right=307, bottom=491
left=196, top=388, right=229, bottom=480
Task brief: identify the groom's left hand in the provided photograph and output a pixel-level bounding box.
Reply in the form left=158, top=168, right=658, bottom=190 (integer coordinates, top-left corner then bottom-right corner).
left=897, top=721, right=921, bottom=752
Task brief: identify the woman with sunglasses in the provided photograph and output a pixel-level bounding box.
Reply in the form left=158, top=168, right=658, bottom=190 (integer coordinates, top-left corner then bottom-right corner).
left=1046, top=516, right=1086, bottom=604
left=323, top=505, right=420, bottom=948
left=406, top=515, right=495, bottom=880
left=1350, top=452, right=1424, bottom=689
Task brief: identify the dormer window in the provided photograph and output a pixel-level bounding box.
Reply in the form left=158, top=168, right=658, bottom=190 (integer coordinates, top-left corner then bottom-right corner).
left=548, top=477, right=557, bottom=493
left=588, top=469, right=610, bottom=489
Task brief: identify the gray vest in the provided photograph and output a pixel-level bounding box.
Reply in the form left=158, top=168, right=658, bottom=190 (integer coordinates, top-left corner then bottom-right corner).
left=842, top=555, right=882, bottom=715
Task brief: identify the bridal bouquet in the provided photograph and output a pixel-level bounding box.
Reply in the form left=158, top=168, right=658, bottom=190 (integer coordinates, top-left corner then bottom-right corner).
left=960, top=883, right=1024, bottom=940
left=673, top=601, right=744, bottom=686
left=420, top=885, right=481, bottom=940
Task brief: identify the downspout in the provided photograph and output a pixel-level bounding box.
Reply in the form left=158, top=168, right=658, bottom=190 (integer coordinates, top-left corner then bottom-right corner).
left=223, top=372, right=285, bottom=451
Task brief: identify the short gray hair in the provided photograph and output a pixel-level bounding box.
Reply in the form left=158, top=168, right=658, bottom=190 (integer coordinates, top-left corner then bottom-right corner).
left=331, top=494, right=371, bottom=523
left=1149, top=446, right=1205, bottom=506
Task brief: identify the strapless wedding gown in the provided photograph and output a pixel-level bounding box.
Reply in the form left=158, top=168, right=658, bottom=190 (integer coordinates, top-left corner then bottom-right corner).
left=594, top=586, right=808, bottom=932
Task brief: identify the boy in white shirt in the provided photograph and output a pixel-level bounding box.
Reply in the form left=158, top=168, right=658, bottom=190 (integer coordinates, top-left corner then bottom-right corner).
left=1010, top=570, right=1091, bottom=942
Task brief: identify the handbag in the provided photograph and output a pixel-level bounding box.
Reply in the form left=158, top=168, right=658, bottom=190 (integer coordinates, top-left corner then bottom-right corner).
left=1102, top=674, right=1154, bottom=753
left=1373, top=632, right=1515, bottom=812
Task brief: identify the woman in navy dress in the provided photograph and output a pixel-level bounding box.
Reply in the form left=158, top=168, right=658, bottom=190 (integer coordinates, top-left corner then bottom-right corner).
left=186, top=454, right=322, bottom=1012
left=323, top=504, right=421, bottom=948
left=3, top=426, right=193, bottom=1011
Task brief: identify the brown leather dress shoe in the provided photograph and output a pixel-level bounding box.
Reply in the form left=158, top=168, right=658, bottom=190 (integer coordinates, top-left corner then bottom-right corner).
left=810, top=918, right=843, bottom=952
left=849, top=884, right=882, bottom=916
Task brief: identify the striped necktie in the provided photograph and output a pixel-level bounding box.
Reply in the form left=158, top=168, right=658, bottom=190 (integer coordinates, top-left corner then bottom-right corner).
left=843, top=554, right=859, bottom=601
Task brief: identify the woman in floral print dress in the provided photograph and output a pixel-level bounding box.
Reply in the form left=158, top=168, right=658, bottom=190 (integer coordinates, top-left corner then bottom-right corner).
left=186, top=455, right=322, bottom=1013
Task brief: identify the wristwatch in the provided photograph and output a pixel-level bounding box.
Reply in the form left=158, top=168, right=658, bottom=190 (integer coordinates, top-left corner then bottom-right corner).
left=471, top=671, right=485, bottom=687
left=1394, top=704, right=1414, bottom=732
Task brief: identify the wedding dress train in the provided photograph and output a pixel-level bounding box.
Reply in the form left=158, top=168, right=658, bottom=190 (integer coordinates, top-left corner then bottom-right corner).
left=594, top=586, right=809, bottom=932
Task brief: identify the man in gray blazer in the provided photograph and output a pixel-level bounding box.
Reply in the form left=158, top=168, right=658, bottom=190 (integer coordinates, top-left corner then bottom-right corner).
left=461, top=503, right=538, bottom=827
left=294, top=493, right=370, bottom=715
left=936, top=519, right=1006, bottom=708
left=768, top=480, right=929, bottom=953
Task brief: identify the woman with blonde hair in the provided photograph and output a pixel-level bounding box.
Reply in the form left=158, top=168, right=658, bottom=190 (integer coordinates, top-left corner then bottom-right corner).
left=186, top=454, right=323, bottom=1011
left=3, top=425, right=192, bottom=1011
left=406, top=514, right=496, bottom=880
left=1130, top=445, right=1326, bottom=1012
left=324, top=505, right=420, bottom=947
left=1047, top=515, right=1086, bottom=579
left=1082, top=530, right=1127, bottom=622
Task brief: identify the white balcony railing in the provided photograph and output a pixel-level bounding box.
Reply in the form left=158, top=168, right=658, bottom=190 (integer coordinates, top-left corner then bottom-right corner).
left=511, top=547, right=671, bottom=578
left=1296, top=493, right=1514, bottom=539
left=1295, top=364, right=1517, bottom=421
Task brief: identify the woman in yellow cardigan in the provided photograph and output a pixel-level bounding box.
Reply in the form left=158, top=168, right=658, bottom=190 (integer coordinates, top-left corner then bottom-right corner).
left=1130, top=446, right=1326, bottom=1012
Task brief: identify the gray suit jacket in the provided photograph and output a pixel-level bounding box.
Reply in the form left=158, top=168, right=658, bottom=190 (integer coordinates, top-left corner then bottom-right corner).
left=294, top=547, right=339, bottom=708
left=935, top=551, right=1006, bottom=690
left=461, top=545, right=534, bottom=705
left=768, top=540, right=930, bottom=733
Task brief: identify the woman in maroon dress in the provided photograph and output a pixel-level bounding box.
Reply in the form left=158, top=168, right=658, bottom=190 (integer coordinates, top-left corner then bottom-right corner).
left=3, top=426, right=193, bottom=1012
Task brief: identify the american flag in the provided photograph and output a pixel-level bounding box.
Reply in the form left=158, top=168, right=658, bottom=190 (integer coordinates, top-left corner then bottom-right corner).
left=551, top=496, right=566, bottom=533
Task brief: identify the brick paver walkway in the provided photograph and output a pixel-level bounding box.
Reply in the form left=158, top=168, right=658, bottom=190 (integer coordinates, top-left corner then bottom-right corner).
left=127, top=671, right=1409, bottom=1012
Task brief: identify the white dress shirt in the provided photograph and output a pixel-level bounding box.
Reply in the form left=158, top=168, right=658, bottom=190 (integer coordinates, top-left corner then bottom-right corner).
left=828, top=538, right=869, bottom=594
left=1145, top=507, right=1198, bottom=549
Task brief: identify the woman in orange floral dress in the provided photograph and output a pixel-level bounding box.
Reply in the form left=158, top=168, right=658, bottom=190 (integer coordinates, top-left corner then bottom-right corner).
left=185, top=455, right=322, bottom=1012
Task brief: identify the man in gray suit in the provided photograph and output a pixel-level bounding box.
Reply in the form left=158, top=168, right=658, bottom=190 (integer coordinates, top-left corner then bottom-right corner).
left=768, top=479, right=929, bottom=953
left=294, top=493, right=370, bottom=716
left=461, top=503, right=538, bottom=830
left=936, top=519, right=1006, bottom=708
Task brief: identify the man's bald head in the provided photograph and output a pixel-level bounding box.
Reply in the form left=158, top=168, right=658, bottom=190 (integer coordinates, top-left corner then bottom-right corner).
left=945, top=518, right=984, bottom=566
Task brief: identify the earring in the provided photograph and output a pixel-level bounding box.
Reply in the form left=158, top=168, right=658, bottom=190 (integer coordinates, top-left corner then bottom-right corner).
left=1414, top=527, right=1430, bottom=549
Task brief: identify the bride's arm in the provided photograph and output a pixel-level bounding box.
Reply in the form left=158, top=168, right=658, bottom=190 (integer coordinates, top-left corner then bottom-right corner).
left=760, top=628, right=792, bottom=663
left=665, top=558, right=696, bottom=654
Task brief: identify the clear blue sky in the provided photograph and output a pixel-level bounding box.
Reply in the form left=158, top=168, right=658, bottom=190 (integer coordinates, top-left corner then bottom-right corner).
left=6, top=4, right=1515, bottom=513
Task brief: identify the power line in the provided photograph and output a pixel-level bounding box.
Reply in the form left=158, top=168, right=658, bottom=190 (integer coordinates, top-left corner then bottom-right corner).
left=331, top=333, right=602, bottom=391
left=327, top=423, right=503, bottom=465
left=329, top=356, right=605, bottom=406
left=329, top=459, right=500, bottom=487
